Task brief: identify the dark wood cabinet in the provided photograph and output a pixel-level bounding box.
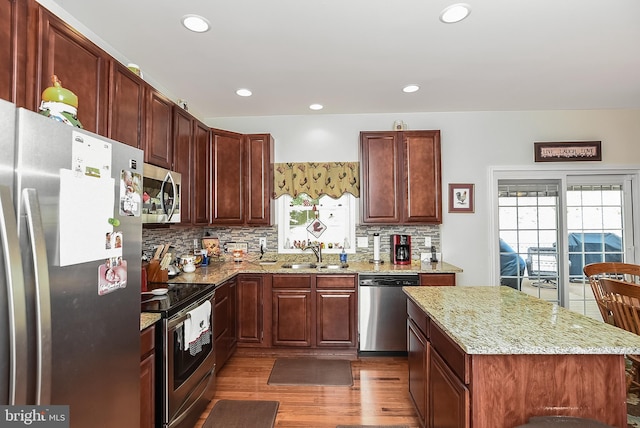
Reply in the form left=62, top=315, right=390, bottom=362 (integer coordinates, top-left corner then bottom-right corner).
left=210, top=129, right=273, bottom=225
left=144, top=88, right=173, bottom=169
left=193, top=119, right=210, bottom=225
left=108, top=61, right=144, bottom=148
left=245, top=133, right=274, bottom=226
left=430, top=348, right=469, bottom=428
left=419, top=273, right=456, bottom=286
left=140, top=325, right=155, bottom=428
left=211, top=129, right=244, bottom=224
left=173, top=107, right=194, bottom=224
left=214, top=278, right=237, bottom=369
left=236, top=274, right=266, bottom=346
left=1, top=0, right=28, bottom=106
left=315, top=275, right=357, bottom=347
left=272, top=275, right=313, bottom=347
left=360, top=131, right=442, bottom=224
left=408, top=319, right=429, bottom=428
left=30, top=5, right=109, bottom=134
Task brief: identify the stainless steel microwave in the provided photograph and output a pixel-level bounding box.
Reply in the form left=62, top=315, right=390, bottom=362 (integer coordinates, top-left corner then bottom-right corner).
left=142, top=163, right=181, bottom=224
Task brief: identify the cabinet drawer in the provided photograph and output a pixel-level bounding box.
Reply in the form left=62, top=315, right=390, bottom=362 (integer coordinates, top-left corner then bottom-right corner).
left=272, top=274, right=311, bottom=289
left=430, top=321, right=469, bottom=384
left=316, top=274, right=356, bottom=289
left=419, top=273, right=456, bottom=286
left=140, top=325, right=155, bottom=358
left=407, top=299, right=429, bottom=338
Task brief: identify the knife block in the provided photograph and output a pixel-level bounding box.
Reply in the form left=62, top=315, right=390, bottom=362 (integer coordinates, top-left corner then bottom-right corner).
left=147, top=259, right=168, bottom=283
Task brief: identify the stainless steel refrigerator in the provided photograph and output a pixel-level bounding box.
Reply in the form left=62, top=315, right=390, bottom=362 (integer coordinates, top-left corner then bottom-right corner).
left=0, top=98, right=143, bottom=427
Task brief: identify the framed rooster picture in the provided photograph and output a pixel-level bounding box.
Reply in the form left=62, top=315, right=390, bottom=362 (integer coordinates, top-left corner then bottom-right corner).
left=448, top=183, right=474, bottom=213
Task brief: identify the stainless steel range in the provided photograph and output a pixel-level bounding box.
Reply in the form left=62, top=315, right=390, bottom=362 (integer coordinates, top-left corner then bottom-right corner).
left=142, top=284, right=216, bottom=428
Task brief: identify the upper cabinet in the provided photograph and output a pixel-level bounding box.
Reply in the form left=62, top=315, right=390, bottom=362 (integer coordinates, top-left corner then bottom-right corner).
left=211, top=130, right=274, bottom=226
left=144, top=89, right=173, bottom=169
left=192, top=119, right=211, bottom=225
left=1, top=0, right=28, bottom=107
left=29, top=5, right=109, bottom=134
left=360, top=130, right=442, bottom=224
left=108, top=61, right=145, bottom=148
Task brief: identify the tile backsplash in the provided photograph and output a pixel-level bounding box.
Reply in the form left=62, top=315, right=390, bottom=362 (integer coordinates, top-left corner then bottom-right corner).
left=143, top=224, right=440, bottom=263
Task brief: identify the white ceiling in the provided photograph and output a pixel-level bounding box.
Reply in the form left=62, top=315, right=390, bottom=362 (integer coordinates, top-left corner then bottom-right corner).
left=48, top=0, right=640, bottom=119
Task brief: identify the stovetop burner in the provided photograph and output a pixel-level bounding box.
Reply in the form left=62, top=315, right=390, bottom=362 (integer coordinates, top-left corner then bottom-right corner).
left=141, top=283, right=214, bottom=317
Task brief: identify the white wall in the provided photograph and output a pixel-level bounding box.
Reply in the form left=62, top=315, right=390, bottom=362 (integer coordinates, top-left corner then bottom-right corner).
left=208, top=109, right=640, bottom=286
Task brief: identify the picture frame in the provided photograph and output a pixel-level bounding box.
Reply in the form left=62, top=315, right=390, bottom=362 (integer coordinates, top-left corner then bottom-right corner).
left=448, top=183, right=474, bottom=213
left=534, top=141, right=602, bottom=162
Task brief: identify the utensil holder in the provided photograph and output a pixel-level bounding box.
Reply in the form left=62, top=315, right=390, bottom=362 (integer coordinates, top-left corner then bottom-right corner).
left=147, top=259, right=168, bottom=283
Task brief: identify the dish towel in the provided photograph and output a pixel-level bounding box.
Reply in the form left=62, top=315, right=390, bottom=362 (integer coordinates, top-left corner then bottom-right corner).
left=183, top=300, right=211, bottom=356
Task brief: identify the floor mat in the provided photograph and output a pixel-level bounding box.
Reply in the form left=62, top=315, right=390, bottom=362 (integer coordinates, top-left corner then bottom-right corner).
left=202, top=400, right=279, bottom=428
left=267, top=357, right=353, bottom=386
left=336, top=426, right=410, bottom=428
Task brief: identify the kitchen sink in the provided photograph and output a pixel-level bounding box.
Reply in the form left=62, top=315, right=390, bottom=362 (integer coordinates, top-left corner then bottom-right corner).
left=319, top=264, right=349, bottom=269
left=281, top=263, right=317, bottom=269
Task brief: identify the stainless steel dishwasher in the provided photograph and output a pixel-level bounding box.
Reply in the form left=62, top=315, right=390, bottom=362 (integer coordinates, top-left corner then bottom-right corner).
left=358, top=273, right=420, bottom=353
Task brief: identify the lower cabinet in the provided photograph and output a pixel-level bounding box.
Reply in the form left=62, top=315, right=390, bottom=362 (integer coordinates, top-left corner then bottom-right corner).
left=236, top=274, right=266, bottom=346
left=140, top=325, right=155, bottom=428
left=407, top=299, right=469, bottom=428
left=271, top=274, right=357, bottom=349
left=419, top=273, right=456, bottom=286
left=214, top=278, right=237, bottom=369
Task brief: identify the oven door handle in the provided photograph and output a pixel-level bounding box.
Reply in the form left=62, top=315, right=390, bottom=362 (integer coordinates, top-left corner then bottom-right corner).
left=167, top=293, right=214, bottom=329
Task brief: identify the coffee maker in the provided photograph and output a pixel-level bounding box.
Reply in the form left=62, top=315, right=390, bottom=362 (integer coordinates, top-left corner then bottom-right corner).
left=390, top=234, right=411, bottom=265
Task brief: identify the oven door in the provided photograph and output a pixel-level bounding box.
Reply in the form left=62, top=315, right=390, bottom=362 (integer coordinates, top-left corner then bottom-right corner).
left=163, top=293, right=216, bottom=428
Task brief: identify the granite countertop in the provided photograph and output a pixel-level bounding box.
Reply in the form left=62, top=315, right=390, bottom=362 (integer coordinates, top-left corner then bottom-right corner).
left=140, top=312, right=161, bottom=331
left=164, top=258, right=462, bottom=285
left=404, top=285, right=640, bottom=355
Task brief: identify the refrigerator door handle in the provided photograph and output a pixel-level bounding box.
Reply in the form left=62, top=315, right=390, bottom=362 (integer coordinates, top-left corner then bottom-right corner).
left=0, top=185, right=28, bottom=405
left=160, top=171, right=177, bottom=221
left=22, top=188, right=52, bottom=404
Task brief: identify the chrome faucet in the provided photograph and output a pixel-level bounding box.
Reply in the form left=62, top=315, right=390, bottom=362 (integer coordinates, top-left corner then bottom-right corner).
left=301, top=242, right=322, bottom=263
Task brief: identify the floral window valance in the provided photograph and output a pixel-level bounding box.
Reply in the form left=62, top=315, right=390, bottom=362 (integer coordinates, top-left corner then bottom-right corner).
left=273, top=162, right=360, bottom=199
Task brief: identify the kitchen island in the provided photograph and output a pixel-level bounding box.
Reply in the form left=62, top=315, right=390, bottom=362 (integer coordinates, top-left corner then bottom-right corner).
left=404, top=285, right=640, bottom=427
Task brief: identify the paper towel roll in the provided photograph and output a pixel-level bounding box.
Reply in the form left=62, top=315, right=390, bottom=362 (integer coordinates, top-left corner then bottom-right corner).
left=373, top=233, right=380, bottom=262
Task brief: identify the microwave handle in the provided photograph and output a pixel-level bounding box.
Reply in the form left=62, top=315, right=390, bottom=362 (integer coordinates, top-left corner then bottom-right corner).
left=160, top=171, right=178, bottom=221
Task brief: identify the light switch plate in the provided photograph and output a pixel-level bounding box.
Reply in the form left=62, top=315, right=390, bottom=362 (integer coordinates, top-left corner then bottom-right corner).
left=424, top=236, right=432, bottom=247
left=357, top=236, right=368, bottom=248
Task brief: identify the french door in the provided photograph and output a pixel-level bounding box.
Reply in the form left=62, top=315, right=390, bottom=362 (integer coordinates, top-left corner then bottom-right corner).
left=495, top=170, right=636, bottom=321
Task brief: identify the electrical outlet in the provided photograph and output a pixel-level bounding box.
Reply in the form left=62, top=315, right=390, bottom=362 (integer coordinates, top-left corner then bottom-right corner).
left=259, top=237, right=267, bottom=249
left=424, top=236, right=432, bottom=247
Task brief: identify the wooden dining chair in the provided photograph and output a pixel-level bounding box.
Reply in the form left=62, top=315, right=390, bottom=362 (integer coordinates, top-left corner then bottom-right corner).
left=583, top=262, right=640, bottom=324
left=599, top=277, right=640, bottom=391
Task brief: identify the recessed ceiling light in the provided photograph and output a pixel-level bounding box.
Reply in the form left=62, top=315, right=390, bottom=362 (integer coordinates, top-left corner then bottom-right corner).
left=439, top=3, right=471, bottom=24
left=236, top=88, right=252, bottom=97
left=309, top=104, right=323, bottom=111
left=402, top=85, right=420, bottom=93
left=181, top=14, right=211, bottom=33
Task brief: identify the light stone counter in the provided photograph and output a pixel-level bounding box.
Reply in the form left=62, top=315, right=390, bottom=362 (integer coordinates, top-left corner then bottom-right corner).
left=404, top=285, right=640, bottom=355
left=140, top=312, right=161, bottom=331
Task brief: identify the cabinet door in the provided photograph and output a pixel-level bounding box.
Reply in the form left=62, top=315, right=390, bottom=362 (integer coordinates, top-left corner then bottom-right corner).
left=360, top=132, right=402, bottom=223
left=211, top=129, right=244, bottom=224
left=430, top=349, right=470, bottom=428
left=173, top=107, right=193, bottom=224
left=245, top=134, right=273, bottom=226
left=214, top=280, right=230, bottom=368
left=236, top=274, right=263, bottom=344
left=316, top=290, right=355, bottom=347
left=228, top=279, right=237, bottom=355
left=408, top=319, right=429, bottom=428
left=108, top=61, right=144, bottom=148
left=419, top=273, right=456, bottom=286
left=144, top=89, right=173, bottom=168
left=33, top=6, right=109, bottom=134
left=272, top=290, right=312, bottom=347
left=0, top=0, right=27, bottom=106
left=403, top=131, right=442, bottom=223
left=140, top=325, right=155, bottom=428
left=193, top=120, right=210, bottom=224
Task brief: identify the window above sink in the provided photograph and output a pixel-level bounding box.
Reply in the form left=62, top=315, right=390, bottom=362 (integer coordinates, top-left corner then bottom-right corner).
left=277, top=193, right=356, bottom=254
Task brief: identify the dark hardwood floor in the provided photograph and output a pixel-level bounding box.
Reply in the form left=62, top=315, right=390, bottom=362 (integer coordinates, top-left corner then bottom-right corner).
left=194, top=353, right=421, bottom=427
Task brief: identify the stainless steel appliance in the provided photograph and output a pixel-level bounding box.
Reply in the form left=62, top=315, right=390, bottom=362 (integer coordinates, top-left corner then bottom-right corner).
left=358, top=274, right=419, bottom=353
left=142, top=163, right=181, bottom=224
left=142, top=284, right=216, bottom=428
left=0, top=99, right=142, bottom=426
left=391, top=234, right=412, bottom=265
